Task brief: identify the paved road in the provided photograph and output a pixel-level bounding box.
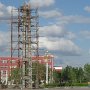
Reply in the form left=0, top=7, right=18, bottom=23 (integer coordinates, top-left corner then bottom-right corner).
left=1, top=87, right=90, bottom=90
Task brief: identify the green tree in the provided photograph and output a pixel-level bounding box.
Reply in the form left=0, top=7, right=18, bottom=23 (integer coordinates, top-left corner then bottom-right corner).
left=32, top=62, right=46, bottom=85
left=9, top=67, right=21, bottom=87
left=84, top=64, right=90, bottom=82
left=9, top=62, right=46, bottom=87
left=77, top=67, right=84, bottom=83
left=61, top=66, right=77, bottom=86
left=53, top=70, right=61, bottom=83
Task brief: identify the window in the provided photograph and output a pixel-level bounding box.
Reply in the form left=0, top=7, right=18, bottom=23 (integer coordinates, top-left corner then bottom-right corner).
left=1, top=70, right=7, bottom=75
left=3, top=71, right=6, bottom=74
left=0, top=66, right=8, bottom=68
left=12, top=60, right=16, bottom=63
left=2, top=60, right=8, bottom=63
left=10, top=60, right=16, bottom=63
left=10, top=66, right=17, bottom=68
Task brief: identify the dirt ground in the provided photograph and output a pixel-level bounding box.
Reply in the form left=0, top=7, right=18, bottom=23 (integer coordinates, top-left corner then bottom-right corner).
left=1, top=87, right=90, bottom=90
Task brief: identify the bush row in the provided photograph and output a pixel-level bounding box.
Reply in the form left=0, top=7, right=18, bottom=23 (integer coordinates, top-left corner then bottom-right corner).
left=44, top=82, right=88, bottom=88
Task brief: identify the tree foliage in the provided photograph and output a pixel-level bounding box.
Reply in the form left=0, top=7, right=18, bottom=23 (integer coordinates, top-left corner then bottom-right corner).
left=84, top=64, right=90, bottom=82
left=32, top=62, right=46, bottom=83
left=9, top=67, right=21, bottom=84
left=9, top=62, right=46, bottom=85
left=9, top=63, right=90, bottom=86
left=54, top=64, right=90, bottom=86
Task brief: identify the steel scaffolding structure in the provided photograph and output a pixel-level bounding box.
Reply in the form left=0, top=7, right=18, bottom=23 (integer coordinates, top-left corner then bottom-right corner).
left=11, top=3, right=39, bottom=89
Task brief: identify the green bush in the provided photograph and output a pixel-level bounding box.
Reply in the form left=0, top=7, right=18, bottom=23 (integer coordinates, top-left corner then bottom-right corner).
left=65, top=82, right=88, bottom=86
left=44, top=82, right=88, bottom=88
left=72, top=83, right=88, bottom=86
left=44, top=83, right=60, bottom=88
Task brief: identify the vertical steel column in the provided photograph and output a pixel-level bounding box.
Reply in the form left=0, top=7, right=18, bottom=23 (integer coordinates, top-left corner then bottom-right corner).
left=35, top=8, right=39, bottom=88
left=11, top=9, right=13, bottom=85
left=27, top=5, right=32, bottom=88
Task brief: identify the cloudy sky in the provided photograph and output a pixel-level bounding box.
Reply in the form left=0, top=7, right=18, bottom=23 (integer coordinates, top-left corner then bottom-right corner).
left=0, top=0, right=90, bottom=67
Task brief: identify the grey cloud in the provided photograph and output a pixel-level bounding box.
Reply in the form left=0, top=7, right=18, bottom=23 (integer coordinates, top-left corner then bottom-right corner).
left=80, top=30, right=90, bottom=39
left=40, top=24, right=77, bottom=40
left=58, top=15, right=90, bottom=24
left=40, top=24, right=66, bottom=37
left=39, top=10, right=62, bottom=18
left=40, top=9, right=90, bottom=24
left=65, top=32, right=76, bottom=40
left=30, top=0, right=55, bottom=8
left=0, top=31, right=10, bottom=56
left=39, top=37, right=81, bottom=56
left=0, top=2, right=17, bottom=17
left=58, top=56, right=90, bottom=67
left=84, top=6, right=90, bottom=12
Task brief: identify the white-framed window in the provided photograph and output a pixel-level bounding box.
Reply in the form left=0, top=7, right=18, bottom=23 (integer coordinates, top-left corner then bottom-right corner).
left=1, top=70, right=7, bottom=75
left=12, top=60, right=16, bottom=63
left=3, top=71, right=6, bottom=74
left=0, top=66, right=8, bottom=68
left=10, top=60, right=16, bottom=63
left=10, top=65, right=17, bottom=68
left=2, top=60, right=8, bottom=63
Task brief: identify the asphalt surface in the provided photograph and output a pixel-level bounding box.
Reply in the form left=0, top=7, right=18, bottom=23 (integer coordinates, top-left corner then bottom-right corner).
left=1, top=87, right=90, bottom=90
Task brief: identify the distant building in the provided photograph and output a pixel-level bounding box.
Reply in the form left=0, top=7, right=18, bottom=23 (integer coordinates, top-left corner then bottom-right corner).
left=0, top=55, right=54, bottom=84
left=0, top=57, right=19, bottom=84
left=54, top=66, right=62, bottom=72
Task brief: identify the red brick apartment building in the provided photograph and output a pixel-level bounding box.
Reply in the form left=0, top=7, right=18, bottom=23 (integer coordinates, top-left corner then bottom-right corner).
left=0, top=55, right=54, bottom=84
left=0, top=57, right=19, bottom=84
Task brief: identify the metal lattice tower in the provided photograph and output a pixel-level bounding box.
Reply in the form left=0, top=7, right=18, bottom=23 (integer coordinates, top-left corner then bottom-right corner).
left=11, top=3, right=39, bottom=89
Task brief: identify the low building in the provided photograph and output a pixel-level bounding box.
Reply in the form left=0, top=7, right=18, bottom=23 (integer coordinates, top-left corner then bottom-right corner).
left=0, top=55, right=54, bottom=84
left=0, top=57, right=19, bottom=84
left=54, top=66, right=62, bottom=72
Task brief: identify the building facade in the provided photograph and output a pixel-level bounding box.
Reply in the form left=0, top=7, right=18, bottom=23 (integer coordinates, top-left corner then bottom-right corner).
left=0, top=55, right=54, bottom=84
left=0, top=57, right=19, bottom=84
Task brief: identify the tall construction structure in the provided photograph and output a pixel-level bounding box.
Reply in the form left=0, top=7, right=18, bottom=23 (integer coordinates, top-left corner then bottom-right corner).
left=11, top=3, right=39, bottom=89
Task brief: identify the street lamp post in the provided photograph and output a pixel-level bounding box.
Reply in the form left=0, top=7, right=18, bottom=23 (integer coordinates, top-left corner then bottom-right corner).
left=51, top=55, right=54, bottom=83
left=45, top=51, right=49, bottom=84
left=46, top=61, right=48, bottom=84
left=48, top=54, right=54, bottom=84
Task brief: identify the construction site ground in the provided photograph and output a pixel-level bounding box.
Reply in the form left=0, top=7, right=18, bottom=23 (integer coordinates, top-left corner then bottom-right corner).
left=1, top=87, right=90, bottom=90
